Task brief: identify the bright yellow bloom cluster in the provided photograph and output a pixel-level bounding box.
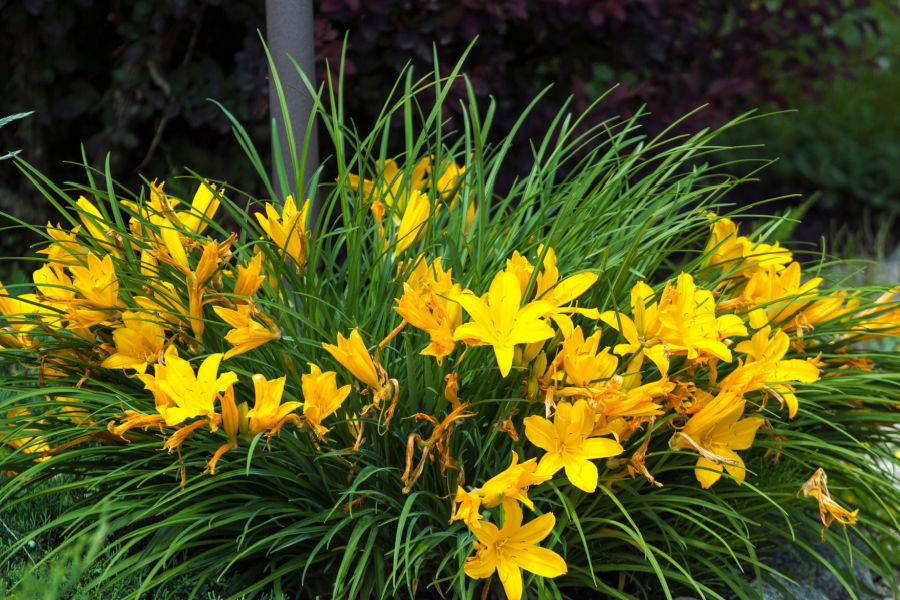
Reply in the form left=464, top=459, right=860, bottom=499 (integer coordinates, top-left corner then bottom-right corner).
left=347, top=155, right=470, bottom=257
left=0, top=182, right=335, bottom=481
left=2, top=154, right=897, bottom=600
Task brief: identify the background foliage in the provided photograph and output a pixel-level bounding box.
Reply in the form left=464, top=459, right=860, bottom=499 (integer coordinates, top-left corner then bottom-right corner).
left=0, top=0, right=888, bottom=222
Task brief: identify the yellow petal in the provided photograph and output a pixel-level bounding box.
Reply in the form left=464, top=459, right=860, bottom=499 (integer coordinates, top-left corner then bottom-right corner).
left=772, top=359, right=820, bottom=384
left=523, top=415, right=555, bottom=451
left=464, top=549, right=497, bottom=580
left=494, top=344, right=516, bottom=377
left=535, top=451, right=564, bottom=479
left=729, top=416, right=765, bottom=450
left=695, top=456, right=724, bottom=489
left=100, top=353, right=148, bottom=373
left=581, top=437, right=624, bottom=460
left=600, top=311, right=639, bottom=346
left=509, top=511, right=555, bottom=546
left=510, top=546, right=567, bottom=578
left=497, top=559, right=523, bottom=600
left=721, top=448, right=747, bottom=482
left=563, top=455, right=598, bottom=493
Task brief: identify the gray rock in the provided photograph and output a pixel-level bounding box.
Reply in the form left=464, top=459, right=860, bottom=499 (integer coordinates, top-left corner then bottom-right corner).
left=729, top=538, right=876, bottom=600
left=744, top=577, right=830, bottom=600
left=762, top=541, right=875, bottom=600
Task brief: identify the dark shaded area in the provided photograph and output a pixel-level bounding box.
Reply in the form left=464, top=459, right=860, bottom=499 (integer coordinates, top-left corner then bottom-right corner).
left=0, top=0, right=892, bottom=250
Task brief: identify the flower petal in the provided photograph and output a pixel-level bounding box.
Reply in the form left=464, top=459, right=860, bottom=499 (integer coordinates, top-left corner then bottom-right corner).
left=509, top=545, right=567, bottom=578
left=564, top=455, right=598, bottom=493
left=464, top=547, right=497, bottom=580
left=509, top=511, right=555, bottom=546
left=581, top=437, right=624, bottom=460
left=695, top=456, right=724, bottom=489
left=721, top=448, right=747, bottom=482
left=730, top=416, right=765, bottom=450
left=497, top=558, right=523, bottom=600
left=535, top=451, right=564, bottom=479
left=523, top=415, right=555, bottom=452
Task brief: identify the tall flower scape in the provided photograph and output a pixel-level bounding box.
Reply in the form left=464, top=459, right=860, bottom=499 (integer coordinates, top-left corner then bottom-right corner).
left=1, top=75, right=899, bottom=599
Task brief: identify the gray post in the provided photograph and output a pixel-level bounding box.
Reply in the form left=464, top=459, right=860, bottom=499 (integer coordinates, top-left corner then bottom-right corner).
left=265, top=0, right=319, bottom=210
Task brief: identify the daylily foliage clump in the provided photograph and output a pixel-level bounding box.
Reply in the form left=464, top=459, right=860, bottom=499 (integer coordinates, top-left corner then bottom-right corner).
left=1, top=66, right=899, bottom=599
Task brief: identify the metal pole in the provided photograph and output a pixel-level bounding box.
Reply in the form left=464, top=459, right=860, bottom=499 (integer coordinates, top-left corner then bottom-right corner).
left=265, top=0, right=319, bottom=210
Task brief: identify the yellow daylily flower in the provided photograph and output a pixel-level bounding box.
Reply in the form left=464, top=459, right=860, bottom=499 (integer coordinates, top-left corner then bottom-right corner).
left=852, top=288, right=900, bottom=337
left=37, top=222, right=84, bottom=270
left=233, top=252, right=265, bottom=298
left=603, top=274, right=748, bottom=376
left=347, top=156, right=431, bottom=216
left=213, top=304, right=279, bottom=360
left=533, top=247, right=599, bottom=335
left=503, top=251, right=535, bottom=295
left=600, top=280, right=670, bottom=375
left=150, top=212, right=191, bottom=272
left=207, top=385, right=240, bottom=474
left=453, top=451, right=549, bottom=525
left=453, top=271, right=555, bottom=377
left=394, top=257, right=464, bottom=363
left=432, top=156, right=466, bottom=198
left=75, top=196, right=114, bottom=247
left=254, top=195, right=310, bottom=272
left=704, top=216, right=791, bottom=279
left=394, top=290, right=457, bottom=362
left=524, top=399, right=623, bottom=492
left=32, top=264, right=75, bottom=303
left=476, top=451, right=549, bottom=510
left=185, top=239, right=225, bottom=338
left=655, top=272, right=746, bottom=364
left=557, top=326, right=618, bottom=388
left=453, top=487, right=484, bottom=527
left=463, top=500, right=567, bottom=600
left=301, top=363, right=352, bottom=440
left=721, top=262, right=821, bottom=327
left=247, top=373, right=301, bottom=436
left=133, top=281, right=186, bottom=330
left=138, top=347, right=238, bottom=426
left=724, top=324, right=820, bottom=418
left=69, top=252, right=119, bottom=309
left=669, top=390, right=765, bottom=488
left=393, top=190, right=432, bottom=258
left=322, top=329, right=381, bottom=389
left=101, top=311, right=166, bottom=373
left=178, top=181, right=220, bottom=234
